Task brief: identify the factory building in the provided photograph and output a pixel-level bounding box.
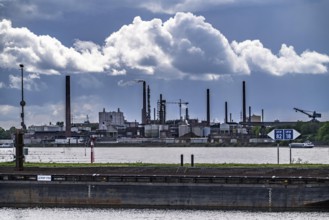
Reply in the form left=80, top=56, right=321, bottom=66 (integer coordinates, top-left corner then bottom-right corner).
left=99, top=108, right=125, bottom=129
left=249, top=114, right=262, bottom=123
left=98, top=108, right=126, bottom=139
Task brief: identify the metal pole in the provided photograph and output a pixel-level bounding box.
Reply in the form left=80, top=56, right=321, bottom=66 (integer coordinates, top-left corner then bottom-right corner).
left=191, top=154, right=194, bottom=167
left=180, top=154, right=184, bottom=166
left=15, top=130, right=24, bottom=171
left=90, top=137, right=95, bottom=163
left=19, top=64, right=26, bottom=130
left=289, top=144, right=292, bottom=164
left=277, top=143, right=280, bottom=164
left=16, top=64, right=26, bottom=171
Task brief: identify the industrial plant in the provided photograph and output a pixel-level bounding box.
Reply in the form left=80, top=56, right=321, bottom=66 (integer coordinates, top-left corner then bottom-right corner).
left=19, top=74, right=321, bottom=146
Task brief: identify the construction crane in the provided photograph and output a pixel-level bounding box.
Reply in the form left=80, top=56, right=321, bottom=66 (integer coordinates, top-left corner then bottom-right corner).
left=293, top=107, right=321, bottom=121
left=165, top=99, right=189, bottom=121
left=158, top=99, right=188, bottom=120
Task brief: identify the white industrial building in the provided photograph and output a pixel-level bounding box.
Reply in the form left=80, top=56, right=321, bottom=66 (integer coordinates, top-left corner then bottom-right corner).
left=99, top=108, right=125, bottom=131
left=28, top=124, right=63, bottom=132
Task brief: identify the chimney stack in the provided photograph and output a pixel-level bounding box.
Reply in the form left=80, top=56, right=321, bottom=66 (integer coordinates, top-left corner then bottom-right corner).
left=65, top=75, right=71, bottom=137
left=242, top=81, right=246, bottom=124
left=207, top=88, right=210, bottom=126
left=141, top=81, right=147, bottom=124
left=225, top=101, right=228, bottom=123
left=147, top=85, right=151, bottom=123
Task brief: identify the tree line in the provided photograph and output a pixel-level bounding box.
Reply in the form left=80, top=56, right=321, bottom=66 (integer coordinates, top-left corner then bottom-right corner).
left=252, top=121, right=329, bottom=144
left=0, top=127, right=16, bottom=139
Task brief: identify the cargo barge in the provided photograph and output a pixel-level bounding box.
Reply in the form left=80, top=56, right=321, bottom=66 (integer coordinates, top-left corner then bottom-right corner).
left=0, top=167, right=329, bottom=210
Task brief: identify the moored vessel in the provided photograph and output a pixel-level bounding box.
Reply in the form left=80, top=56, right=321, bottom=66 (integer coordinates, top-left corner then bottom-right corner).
left=289, top=141, right=314, bottom=148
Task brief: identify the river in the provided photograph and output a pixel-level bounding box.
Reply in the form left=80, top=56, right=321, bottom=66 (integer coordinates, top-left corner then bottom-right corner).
left=1, top=207, right=328, bottom=220
left=1, top=146, right=329, bottom=164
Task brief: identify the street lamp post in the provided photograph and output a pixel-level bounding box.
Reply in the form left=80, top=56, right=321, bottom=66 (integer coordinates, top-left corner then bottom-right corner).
left=19, top=64, right=26, bottom=130
left=16, top=64, right=26, bottom=171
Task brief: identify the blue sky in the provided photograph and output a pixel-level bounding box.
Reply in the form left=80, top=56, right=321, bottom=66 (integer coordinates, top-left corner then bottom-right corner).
left=0, top=0, right=329, bottom=129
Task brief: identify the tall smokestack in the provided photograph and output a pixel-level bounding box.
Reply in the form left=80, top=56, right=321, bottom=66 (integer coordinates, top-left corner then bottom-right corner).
left=159, top=94, right=162, bottom=123
left=207, top=88, right=210, bottom=126
left=262, top=109, right=264, bottom=122
left=225, top=101, right=228, bottom=123
left=142, top=81, right=147, bottom=124
left=147, top=85, right=151, bottom=123
left=242, top=81, right=246, bottom=123
left=65, top=75, right=71, bottom=137
left=185, top=108, right=189, bottom=121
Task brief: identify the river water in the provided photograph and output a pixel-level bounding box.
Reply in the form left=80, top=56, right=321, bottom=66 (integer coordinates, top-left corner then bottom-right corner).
left=1, top=207, right=328, bottom=220
left=1, top=146, right=329, bottom=164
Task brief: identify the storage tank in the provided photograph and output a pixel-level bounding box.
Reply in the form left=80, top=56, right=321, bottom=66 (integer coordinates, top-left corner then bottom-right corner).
left=179, top=125, right=189, bottom=137
left=203, top=127, right=211, bottom=137
left=144, top=124, right=160, bottom=138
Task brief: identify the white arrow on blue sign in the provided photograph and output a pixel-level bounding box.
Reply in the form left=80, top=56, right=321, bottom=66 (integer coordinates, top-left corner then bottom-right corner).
left=267, top=129, right=301, bottom=141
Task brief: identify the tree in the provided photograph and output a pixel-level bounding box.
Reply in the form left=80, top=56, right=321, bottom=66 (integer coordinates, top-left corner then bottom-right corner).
left=9, top=127, right=16, bottom=135
left=316, top=122, right=329, bottom=144
left=0, top=127, right=11, bottom=139
left=251, top=126, right=261, bottom=137
left=294, top=121, right=321, bottom=141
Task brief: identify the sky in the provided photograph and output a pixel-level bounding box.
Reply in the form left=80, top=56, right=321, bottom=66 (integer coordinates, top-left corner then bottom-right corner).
left=0, top=0, right=329, bottom=129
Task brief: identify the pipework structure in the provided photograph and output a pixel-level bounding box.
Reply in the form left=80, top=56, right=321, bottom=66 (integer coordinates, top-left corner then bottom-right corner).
left=158, top=94, right=166, bottom=124
left=137, top=80, right=148, bottom=125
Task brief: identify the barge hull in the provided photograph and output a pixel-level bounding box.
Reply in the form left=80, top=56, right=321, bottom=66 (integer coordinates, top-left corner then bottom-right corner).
left=1, top=180, right=328, bottom=209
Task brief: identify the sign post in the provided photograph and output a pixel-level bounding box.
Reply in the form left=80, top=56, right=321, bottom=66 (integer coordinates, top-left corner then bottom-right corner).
left=90, top=137, right=95, bottom=164
left=267, top=129, right=300, bottom=164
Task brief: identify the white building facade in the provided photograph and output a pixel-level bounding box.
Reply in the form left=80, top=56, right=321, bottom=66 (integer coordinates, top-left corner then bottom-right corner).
left=99, top=108, right=125, bottom=130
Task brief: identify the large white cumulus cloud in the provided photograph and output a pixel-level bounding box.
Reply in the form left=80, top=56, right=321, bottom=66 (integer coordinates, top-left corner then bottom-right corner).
left=0, top=12, right=328, bottom=79
left=0, top=19, right=106, bottom=74
left=231, top=40, right=329, bottom=76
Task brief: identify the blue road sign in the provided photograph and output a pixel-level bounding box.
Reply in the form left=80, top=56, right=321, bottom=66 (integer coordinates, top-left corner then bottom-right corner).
left=268, top=129, right=300, bottom=141
left=274, top=129, right=284, bottom=140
